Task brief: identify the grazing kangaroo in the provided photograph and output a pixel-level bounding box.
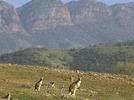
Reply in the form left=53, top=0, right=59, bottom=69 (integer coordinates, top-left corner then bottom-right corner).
left=3, top=93, right=11, bottom=100
left=69, top=75, right=82, bottom=96
left=35, top=77, right=43, bottom=91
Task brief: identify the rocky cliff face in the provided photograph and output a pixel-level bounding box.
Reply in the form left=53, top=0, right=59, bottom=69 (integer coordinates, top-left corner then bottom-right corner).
left=19, top=0, right=72, bottom=31
left=17, top=0, right=134, bottom=49
left=1, top=0, right=134, bottom=52
left=66, top=0, right=134, bottom=41
left=67, top=0, right=112, bottom=24
left=111, top=3, right=134, bottom=34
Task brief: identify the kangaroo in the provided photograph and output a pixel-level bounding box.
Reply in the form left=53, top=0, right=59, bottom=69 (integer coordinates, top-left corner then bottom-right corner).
left=49, top=81, right=55, bottom=88
left=35, top=77, right=43, bottom=91
left=69, top=75, right=82, bottom=96
left=3, top=93, right=11, bottom=100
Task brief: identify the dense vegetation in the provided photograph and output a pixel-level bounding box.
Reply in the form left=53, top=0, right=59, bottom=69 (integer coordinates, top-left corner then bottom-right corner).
left=69, top=44, right=134, bottom=73
left=0, top=48, right=72, bottom=68
left=0, top=41, right=134, bottom=74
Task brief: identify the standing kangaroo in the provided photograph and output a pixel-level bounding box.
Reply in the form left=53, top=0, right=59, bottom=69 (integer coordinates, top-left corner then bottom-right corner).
left=69, top=75, right=82, bottom=96
left=35, top=77, right=43, bottom=91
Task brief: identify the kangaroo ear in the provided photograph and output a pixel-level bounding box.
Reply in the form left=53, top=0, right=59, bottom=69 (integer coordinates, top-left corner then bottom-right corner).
left=41, top=77, right=44, bottom=79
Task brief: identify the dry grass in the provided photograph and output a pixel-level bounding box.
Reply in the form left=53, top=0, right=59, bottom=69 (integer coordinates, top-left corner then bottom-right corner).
left=0, top=64, right=134, bottom=100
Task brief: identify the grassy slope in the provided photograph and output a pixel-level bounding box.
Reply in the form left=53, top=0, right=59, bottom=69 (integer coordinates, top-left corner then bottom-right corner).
left=0, top=64, right=134, bottom=100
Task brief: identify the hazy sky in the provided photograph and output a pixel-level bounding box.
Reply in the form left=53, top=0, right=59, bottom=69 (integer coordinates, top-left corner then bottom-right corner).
left=3, top=0, right=134, bottom=7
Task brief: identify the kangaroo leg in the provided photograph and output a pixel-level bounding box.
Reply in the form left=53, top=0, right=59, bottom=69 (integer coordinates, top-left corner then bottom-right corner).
left=72, top=89, right=76, bottom=96
left=38, top=85, right=41, bottom=91
left=69, top=92, right=71, bottom=95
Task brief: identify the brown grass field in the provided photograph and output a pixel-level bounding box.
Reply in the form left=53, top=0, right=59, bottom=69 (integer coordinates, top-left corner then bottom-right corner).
left=0, top=64, right=134, bottom=100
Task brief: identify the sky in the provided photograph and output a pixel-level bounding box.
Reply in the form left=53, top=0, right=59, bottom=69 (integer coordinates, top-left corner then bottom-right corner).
left=3, top=0, right=134, bottom=7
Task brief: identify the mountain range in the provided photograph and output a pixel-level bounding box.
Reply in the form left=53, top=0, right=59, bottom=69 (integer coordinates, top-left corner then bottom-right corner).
left=0, top=0, right=134, bottom=52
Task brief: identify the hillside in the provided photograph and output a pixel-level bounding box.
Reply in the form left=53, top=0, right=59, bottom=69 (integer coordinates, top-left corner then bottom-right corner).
left=0, top=64, right=134, bottom=100
left=69, top=43, right=134, bottom=74
left=0, top=48, right=72, bottom=68
left=0, top=41, right=134, bottom=74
